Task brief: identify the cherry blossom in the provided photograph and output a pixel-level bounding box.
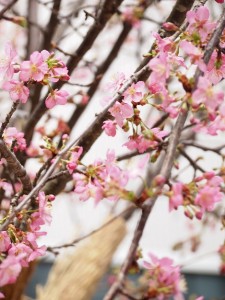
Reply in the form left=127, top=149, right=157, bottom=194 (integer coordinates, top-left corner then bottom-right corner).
left=3, top=127, right=26, bottom=151
left=169, top=182, right=184, bottom=211
left=102, top=120, right=117, bottom=137
left=45, top=89, right=69, bottom=108
left=205, top=51, right=225, bottom=84
left=2, top=80, right=29, bottom=103
left=0, top=42, right=17, bottom=79
left=108, top=101, right=133, bottom=127
left=186, top=6, right=215, bottom=42
left=66, top=147, right=83, bottom=174
left=149, top=52, right=171, bottom=84
left=143, top=253, right=183, bottom=300
left=192, top=76, right=224, bottom=119
left=123, top=81, right=146, bottom=103
left=20, top=51, right=48, bottom=82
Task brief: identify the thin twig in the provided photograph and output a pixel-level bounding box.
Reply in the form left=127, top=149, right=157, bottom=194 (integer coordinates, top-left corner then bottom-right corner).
left=47, top=205, right=136, bottom=251
left=0, top=140, right=32, bottom=194
left=178, top=147, right=206, bottom=173
left=0, top=102, right=19, bottom=137
left=182, top=141, right=225, bottom=154
left=0, top=0, right=18, bottom=19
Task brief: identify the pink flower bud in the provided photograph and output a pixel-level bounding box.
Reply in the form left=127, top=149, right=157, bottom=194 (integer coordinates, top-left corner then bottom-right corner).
left=48, top=195, right=55, bottom=201
left=163, top=22, right=178, bottom=32
left=154, top=175, right=166, bottom=186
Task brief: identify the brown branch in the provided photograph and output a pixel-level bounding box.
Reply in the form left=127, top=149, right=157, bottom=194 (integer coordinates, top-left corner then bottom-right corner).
left=0, top=101, right=19, bottom=137
left=178, top=147, right=206, bottom=173
left=182, top=141, right=225, bottom=154
left=0, top=140, right=32, bottom=194
left=26, top=0, right=41, bottom=57
left=0, top=0, right=18, bottom=19
left=41, top=0, right=62, bottom=51
left=67, top=21, right=133, bottom=131
left=119, top=288, right=140, bottom=300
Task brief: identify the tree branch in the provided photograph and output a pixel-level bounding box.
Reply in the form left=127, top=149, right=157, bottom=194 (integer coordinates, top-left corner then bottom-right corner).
left=0, top=0, right=18, bottom=19
left=0, top=140, right=32, bottom=194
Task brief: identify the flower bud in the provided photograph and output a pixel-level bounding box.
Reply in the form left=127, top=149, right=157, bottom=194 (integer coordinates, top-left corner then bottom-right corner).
left=163, top=22, right=179, bottom=32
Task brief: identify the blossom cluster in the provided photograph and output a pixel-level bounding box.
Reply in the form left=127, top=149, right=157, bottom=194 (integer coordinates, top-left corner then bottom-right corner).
left=0, top=192, right=54, bottom=298
left=143, top=253, right=183, bottom=300
left=103, top=79, right=168, bottom=154
left=1, top=44, right=70, bottom=108
left=168, top=172, right=224, bottom=219
left=103, top=5, right=225, bottom=158
left=73, top=150, right=134, bottom=203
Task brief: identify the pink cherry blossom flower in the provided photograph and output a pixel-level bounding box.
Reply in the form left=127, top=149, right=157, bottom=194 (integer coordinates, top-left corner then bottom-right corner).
left=37, top=191, right=52, bottom=224
left=124, top=135, right=155, bottom=153
left=186, top=6, right=215, bottom=42
left=3, top=127, right=26, bottom=151
left=0, top=42, right=17, bottom=79
left=28, top=245, right=46, bottom=262
left=205, top=51, right=225, bottom=84
left=151, top=127, right=169, bottom=141
left=121, top=7, right=141, bottom=27
left=192, top=76, right=224, bottom=119
left=41, top=50, right=70, bottom=82
left=194, top=185, right=223, bottom=212
left=75, top=180, right=104, bottom=203
left=0, top=231, right=11, bottom=252
left=153, top=33, right=174, bottom=52
left=106, top=72, right=125, bottom=92
left=170, top=182, right=184, bottom=211
left=0, top=255, right=22, bottom=287
left=45, top=89, right=69, bottom=108
left=8, top=243, right=33, bottom=267
left=2, top=80, right=29, bottom=103
left=149, top=52, right=170, bottom=84
left=102, top=120, right=117, bottom=136
left=194, top=173, right=223, bottom=214
left=143, top=253, right=183, bottom=300
left=123, top=81, right=145, bottom=103
left=109, top=101, right=133, bottom=127
left=179, top=40, right=203, bottom=64
left=20, top=51, right=48, bottom=82
left=66, top=147, right=83, bottom=174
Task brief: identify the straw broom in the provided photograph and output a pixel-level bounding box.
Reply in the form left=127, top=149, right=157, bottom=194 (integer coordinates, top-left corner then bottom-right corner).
left=37, top=215, right=126, bottom=300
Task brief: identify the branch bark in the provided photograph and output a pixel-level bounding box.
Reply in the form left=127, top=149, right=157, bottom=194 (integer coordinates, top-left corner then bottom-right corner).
left=0, top=140, right=32, bottom=194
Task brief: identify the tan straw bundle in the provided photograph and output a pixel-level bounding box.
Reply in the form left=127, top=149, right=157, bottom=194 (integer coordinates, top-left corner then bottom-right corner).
left=37, top=216, right=126, bottom=300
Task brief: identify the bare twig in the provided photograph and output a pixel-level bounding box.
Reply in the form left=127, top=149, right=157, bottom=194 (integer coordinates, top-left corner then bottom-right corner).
left=182, top=141, right=225, bottom=154
left=0, top=0, right=18, bottom=19
left=0, top=140, right=32, bottom=194
left=47, top=205, right=135, bottom=251
left=0, top=101, right=19, bottom=137
left=178, top=147, right=206, bottom=173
